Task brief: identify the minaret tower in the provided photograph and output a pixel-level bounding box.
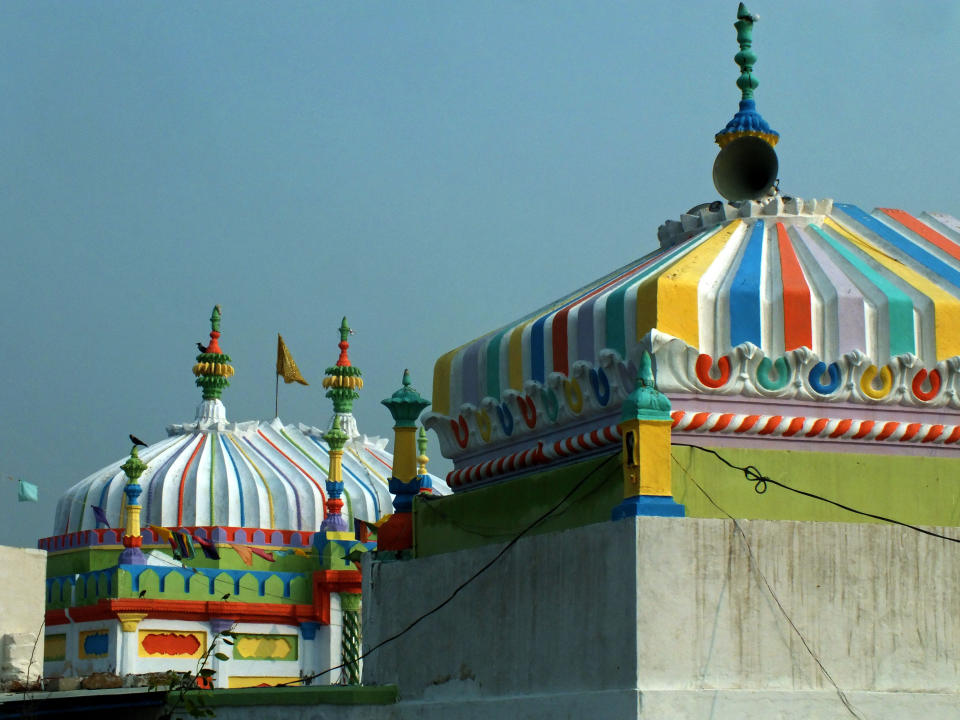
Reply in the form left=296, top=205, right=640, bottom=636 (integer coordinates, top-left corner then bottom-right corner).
left=378, top=370, right=430, bottom=552
left=118, top=445, right=148, bottom=565
left=192, top=305, right=235, bottom=422
left=319, top=317, right=364, bottom=537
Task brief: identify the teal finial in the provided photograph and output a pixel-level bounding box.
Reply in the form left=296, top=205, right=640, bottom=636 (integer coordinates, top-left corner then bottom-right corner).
left=734, top=3, right=758, bottom=100
left=715, top=3, right=779, bottom=149
left=210, top=305, right=222, bottom=333
left=417, top=426, right=428, bottom=458
left=382, top=369, right=430, bottom=428
left=621, top=352, right=671, bottom=421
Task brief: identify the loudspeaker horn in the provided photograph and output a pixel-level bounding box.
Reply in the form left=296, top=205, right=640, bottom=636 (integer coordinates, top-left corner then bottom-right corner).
left=712, top=135, right=778, bottom=202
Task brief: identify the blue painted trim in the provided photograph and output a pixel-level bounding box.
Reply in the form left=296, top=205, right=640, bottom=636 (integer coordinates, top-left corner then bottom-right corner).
left=611, top=495, right=685, bottom=520
left=729, top=220, right=765, bottom=347
left=836, top=203, right=960, bottom=292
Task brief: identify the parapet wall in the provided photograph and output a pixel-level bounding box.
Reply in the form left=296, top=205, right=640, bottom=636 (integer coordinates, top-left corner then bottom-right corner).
left=362, top=515, right=960, bottom=719
left=0, top=546, right=47, bottom=687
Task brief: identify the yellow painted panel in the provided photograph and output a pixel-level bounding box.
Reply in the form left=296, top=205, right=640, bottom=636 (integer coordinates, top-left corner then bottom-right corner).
left=44, top=634, right=66, bottom=661
left=228, top=675, right=300, bottom=689
left=826, top=218, right=960, bottom=358
left=234, top=634, right=296, bottom=661
left=656, top=220, right=742, bottom=347
left=78, top=630, right=110, bottom=659
left=138, top=630, right=206, bottom=659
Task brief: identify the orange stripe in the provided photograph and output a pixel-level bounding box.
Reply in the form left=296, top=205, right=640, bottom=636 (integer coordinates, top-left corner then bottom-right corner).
left=776, top=223, right=812, bottom=351
left=805, top=418, right=829, bottom=437
left=177, top=436, right=206, bottom=526
left=829, top=419, right=853, bottom=438
left=851, top=421, right=875, bottom=440
left=923, top=425, right=945, bottom=443
left=759, top=416, right=782, bottom=435
left=257, top=431, right=326, bottom=499
left=880, top=208, right=960, bottom=263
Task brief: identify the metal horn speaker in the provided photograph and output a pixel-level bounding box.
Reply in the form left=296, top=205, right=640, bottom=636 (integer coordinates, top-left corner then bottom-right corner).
left=712, top=135, right=778, bottom=201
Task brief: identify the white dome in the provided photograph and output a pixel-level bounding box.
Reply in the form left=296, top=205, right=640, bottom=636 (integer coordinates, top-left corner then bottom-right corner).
left=53, top=414, right=443, bottom=535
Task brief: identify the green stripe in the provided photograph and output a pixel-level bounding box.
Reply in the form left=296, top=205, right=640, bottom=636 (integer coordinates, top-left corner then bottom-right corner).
left=809, top=224, right=916, bottom=356
left=485, top=332, right=505, bottom=400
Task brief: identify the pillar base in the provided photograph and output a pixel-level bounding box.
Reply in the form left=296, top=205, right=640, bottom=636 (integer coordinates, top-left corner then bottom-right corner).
left=612, top=495, right=685, bottom=520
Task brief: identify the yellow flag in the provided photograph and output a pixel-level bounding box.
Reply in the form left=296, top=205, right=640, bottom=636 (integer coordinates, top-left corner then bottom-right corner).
left=277, top=334, right=308, bottom=385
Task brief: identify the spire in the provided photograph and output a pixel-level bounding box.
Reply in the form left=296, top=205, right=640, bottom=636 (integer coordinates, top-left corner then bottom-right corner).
left=416, top=425, right=434, bottom=495
left=319, top=318, right=363, bottom=537
left=322, top=317, right=363, bottom=415
left=192, top=305, right=235, bottom=421
left=119, top=445, right=148, bottom=565
left=714, top=3, right=779, bottom=149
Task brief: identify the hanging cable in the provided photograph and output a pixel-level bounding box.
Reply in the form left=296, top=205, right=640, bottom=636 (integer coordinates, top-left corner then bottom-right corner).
left=672, top=454, right=864, bottom=720
left=276, top=453, right=620, bottom=687
left=674, top=442, right=960, bottom=544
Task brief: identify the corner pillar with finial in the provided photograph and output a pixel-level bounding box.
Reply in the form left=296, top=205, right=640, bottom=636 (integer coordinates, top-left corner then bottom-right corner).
left=378, top=370, right=430, bottom=552
left=119, top=446, right=149, bottom=565
left=318, top=318, right=364, bottom=543
left=192, top=305, right=235, bottom=423
left=611, top=352, right=684, bottom=520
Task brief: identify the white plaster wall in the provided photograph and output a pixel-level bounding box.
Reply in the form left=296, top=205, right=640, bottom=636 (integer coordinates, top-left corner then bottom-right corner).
left=361, top=516, right=960, bottom=719
left=0, top=546, right=46, bottom=685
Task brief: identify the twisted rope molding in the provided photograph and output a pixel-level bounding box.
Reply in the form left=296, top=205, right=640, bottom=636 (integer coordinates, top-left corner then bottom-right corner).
left=446, top=410, right=960, bottom=489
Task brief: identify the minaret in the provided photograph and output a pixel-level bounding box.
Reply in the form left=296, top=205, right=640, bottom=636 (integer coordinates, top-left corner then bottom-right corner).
left=192, top=305, right=235, bottom=422
left=319, top=317, right=363, bottom=537
left=118, top=445, right=148, bottom=565
left=378, top=370, right=430, bottom=552
left=611, top=352, right=685, bottom=520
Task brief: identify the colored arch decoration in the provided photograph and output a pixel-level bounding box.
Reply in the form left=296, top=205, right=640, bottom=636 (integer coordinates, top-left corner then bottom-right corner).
left=695, top=354, right=731, bottom=389
left=808, top=361, right=841, bottom=395
left=912, top=368, right=941, bottom=402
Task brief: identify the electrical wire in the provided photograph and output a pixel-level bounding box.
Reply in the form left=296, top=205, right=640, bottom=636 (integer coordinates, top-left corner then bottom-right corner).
left=675, top=442, right=960, bottom=544
left=276, top=453, right=620, bottom=687
left=671, top=454, right=864, bottom=720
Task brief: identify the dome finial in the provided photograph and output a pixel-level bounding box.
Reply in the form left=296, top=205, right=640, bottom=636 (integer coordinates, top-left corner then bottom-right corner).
left=192, top=305, right=235, bottom=420
left=714, top=3, right=779, bottom=149
left=322, top=317, right=363, bottom=416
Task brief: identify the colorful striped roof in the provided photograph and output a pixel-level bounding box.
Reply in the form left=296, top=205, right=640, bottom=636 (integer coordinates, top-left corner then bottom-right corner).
left=53, top=416, right=445, bottom=535
left=426, top=198, right=960, bottom=474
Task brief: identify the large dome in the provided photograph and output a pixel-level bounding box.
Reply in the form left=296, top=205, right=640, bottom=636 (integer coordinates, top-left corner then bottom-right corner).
left=426, top=199, right=960, bottom=488
left=52, top=308, right=444, bottom=535
left=52, top=416, right=416, bottom=535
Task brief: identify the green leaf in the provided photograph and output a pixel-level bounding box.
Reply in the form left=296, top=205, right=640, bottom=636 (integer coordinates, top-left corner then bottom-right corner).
left=199, top=668, right=216, bottom=677
left=214, top=652, right=230, bottom=661
left=221, top=638, right=234, bottom=645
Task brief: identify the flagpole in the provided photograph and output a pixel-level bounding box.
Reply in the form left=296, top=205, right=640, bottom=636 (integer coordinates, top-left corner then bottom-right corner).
left=275, top=372, right=279, bottom=418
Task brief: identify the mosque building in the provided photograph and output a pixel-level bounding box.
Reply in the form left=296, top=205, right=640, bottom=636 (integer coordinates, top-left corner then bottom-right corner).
left=358, top=5, right=960, bottom=718
left=22, top=4, right=960, bottom=717
left=38, top=306, right=444, bottom=688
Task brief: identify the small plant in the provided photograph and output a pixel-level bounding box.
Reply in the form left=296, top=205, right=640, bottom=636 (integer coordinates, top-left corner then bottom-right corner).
left=157, top=627, right=235, bottom=719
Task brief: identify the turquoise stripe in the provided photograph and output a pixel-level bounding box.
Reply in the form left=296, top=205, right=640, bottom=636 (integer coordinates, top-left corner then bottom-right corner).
left=808, top=224, right=915, bottom=356
left=836, top=203, right=960, bottom=292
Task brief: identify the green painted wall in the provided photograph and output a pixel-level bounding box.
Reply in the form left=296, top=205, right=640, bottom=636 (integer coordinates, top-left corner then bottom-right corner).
left=415, top=445, right=960, bottom=557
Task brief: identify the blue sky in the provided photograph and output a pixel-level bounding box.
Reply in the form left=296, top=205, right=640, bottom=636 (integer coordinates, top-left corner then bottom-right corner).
left=1, top=1, right=958, bottom=546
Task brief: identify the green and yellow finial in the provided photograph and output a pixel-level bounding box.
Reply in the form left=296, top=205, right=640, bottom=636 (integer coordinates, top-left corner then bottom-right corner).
left=416, top=426, right=429, bottom=476
left=321, top=317, right=363, bottom=414
left=192, top=305, right=235, bottom=400
left=714, top=3, right=779, bottom=149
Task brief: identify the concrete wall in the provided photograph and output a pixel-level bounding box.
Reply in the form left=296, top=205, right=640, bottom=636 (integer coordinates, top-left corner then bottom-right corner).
left=361, top=516, right=960, bottom=719
left=0, top=546, right=46, bottom=687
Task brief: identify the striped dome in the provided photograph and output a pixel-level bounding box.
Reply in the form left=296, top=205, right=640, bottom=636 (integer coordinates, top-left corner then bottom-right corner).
left=426, top=197, right=960, bottom=484
left=53, top=410, right=444, bottom=535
